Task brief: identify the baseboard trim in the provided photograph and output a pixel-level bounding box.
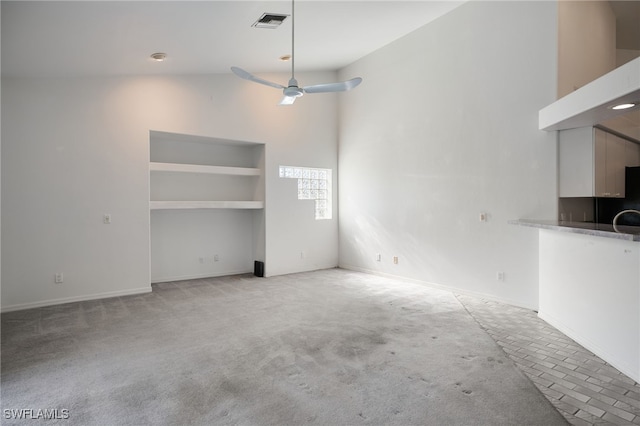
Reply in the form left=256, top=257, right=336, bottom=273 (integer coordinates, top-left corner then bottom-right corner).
left=263, top=261, right=339, bottom=278
left=538, top=310, right=639, bottom=383
left=150, top=269, right=253, bottom=284
left=339, top=264, right=538, bottom=311
left=1, top=286, right=152, bottom=313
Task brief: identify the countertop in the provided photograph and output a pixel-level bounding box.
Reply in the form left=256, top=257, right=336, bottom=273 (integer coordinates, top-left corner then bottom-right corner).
left=509, top=219, right=640, bottom=242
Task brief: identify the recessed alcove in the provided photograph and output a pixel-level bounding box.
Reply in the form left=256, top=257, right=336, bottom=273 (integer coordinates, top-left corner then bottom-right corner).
left=149, top=130, right=265, bottom=283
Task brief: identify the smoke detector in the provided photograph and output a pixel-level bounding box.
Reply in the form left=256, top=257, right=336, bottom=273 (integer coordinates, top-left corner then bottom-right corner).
left=252, top=13, right=289, bottom=29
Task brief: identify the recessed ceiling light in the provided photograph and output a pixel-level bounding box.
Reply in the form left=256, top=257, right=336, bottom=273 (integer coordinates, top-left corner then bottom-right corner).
left=611, top=103, right=636, bottom=110
left=150, top=52, right=167, bottom=62
left=279, top=54, right=292, bottom=62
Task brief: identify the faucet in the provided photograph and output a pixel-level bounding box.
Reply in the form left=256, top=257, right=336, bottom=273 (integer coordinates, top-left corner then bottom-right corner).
left=612, top=209, right=640, bottom=233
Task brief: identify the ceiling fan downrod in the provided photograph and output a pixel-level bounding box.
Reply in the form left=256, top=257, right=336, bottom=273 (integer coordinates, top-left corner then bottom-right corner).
left=290, top=0, right=295, bottom=82
left=230, top=0, right=363, bottom=105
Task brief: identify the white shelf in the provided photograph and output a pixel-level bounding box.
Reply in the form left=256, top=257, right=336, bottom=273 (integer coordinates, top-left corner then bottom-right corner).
left=150, top=201, right=264, bottom=210
left=150, top=162, right=260, bottom=176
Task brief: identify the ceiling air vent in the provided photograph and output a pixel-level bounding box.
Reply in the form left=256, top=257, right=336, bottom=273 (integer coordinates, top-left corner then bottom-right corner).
left=252, top=13, right=289, bottom=29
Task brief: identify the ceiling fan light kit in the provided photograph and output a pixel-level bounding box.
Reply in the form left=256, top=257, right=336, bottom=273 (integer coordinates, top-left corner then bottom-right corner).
left=232, top=0, right=362, bottom=105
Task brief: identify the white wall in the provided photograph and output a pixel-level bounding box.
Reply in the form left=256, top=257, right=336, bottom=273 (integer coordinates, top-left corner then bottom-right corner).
left=151, top=209, right=257, bottom=282
left=1, top=72, right=339, bottom=311
left=338, top=1, right=558, bottom=309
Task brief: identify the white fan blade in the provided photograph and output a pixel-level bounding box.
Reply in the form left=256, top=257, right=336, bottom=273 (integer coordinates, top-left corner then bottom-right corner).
left=279, top=95, right=297, bottom=106
left=231, top=66, right=285, bottom=90
left=303, top=77, right=362, bottom=94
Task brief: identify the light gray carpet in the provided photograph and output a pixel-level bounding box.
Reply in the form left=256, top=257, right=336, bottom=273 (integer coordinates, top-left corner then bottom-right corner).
left=1, top=268, right=567, bottom=425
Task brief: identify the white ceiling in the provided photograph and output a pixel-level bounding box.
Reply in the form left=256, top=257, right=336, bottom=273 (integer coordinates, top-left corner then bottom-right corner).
left=1, top=1, right=465, bottom=77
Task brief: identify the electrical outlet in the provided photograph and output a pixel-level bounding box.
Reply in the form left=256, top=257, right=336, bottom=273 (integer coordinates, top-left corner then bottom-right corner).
left=496, top=271, right=505, bottom=281
left=213, top=254, right=219, bottom=262
left=479, top=212, right=487, bottom=222
left=300, top=251, right=305, bottom=259
left=376, top=253, right=381, bottom=262
left=103, top=214, right=112, bottom=224
left=55, top=273, right=64, bottom=284
left=393, top=256, right=399, bottom=264
left=198, top=257, right=204, bottom=264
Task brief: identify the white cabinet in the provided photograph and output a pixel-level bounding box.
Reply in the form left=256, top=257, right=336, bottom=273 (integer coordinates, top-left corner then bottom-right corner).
left=593, top=128, right=625, bottom=198
left=559, top=127, right=639, bottom=198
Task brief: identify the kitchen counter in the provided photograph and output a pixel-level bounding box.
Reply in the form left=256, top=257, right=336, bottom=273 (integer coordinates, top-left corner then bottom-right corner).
left=509, top=219, right=640, bottom=241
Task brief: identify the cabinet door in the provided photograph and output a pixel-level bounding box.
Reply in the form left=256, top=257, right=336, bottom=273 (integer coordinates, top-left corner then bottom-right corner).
left=594, top=129, right=626, bottom=198
left=606, top=133, right=626, bottom=198
left=626, top=140, right=640, bottom=168
left=594, top=128, right=607, bottom=196
left=559, top=127, right=597, bottom=197
left=559, top=127, right=632, bottom=198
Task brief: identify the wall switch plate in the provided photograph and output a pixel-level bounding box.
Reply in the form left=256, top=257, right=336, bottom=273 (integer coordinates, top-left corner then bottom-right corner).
left=55, top=273, right=64, bottom=284
left=103, top=214, right=112, bottom=224
left=376, top=253, right=381, bottom=262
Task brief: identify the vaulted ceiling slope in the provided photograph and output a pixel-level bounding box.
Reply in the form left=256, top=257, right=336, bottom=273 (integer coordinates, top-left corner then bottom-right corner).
left=1, top=1, right=464, bottom=77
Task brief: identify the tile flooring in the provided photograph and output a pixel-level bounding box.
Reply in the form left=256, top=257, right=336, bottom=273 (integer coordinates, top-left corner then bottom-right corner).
left=457, top=295, right=640, bottom=425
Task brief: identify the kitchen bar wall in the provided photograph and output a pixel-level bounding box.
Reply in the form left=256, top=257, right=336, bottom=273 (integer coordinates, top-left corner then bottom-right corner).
left=539, top=229, right=640, bottom=382
left=338, top=1, right=558, bottom=309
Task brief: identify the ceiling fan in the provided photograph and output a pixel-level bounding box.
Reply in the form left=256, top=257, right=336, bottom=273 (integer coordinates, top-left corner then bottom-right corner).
left=231, top=0, right=362, bottom=106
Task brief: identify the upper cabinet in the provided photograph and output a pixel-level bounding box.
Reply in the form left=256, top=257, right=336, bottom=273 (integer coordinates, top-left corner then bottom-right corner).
left=593, top=129, right=625, bottom=198
left=559, top=127, right=640, bottom=198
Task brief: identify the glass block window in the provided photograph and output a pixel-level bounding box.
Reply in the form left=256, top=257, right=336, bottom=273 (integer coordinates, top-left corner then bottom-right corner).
left=279, top=166, right=332, bottom=220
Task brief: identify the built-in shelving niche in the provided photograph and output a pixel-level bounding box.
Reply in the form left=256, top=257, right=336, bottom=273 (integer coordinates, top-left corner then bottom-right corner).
left=149, top=130, right=265, bottom=283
